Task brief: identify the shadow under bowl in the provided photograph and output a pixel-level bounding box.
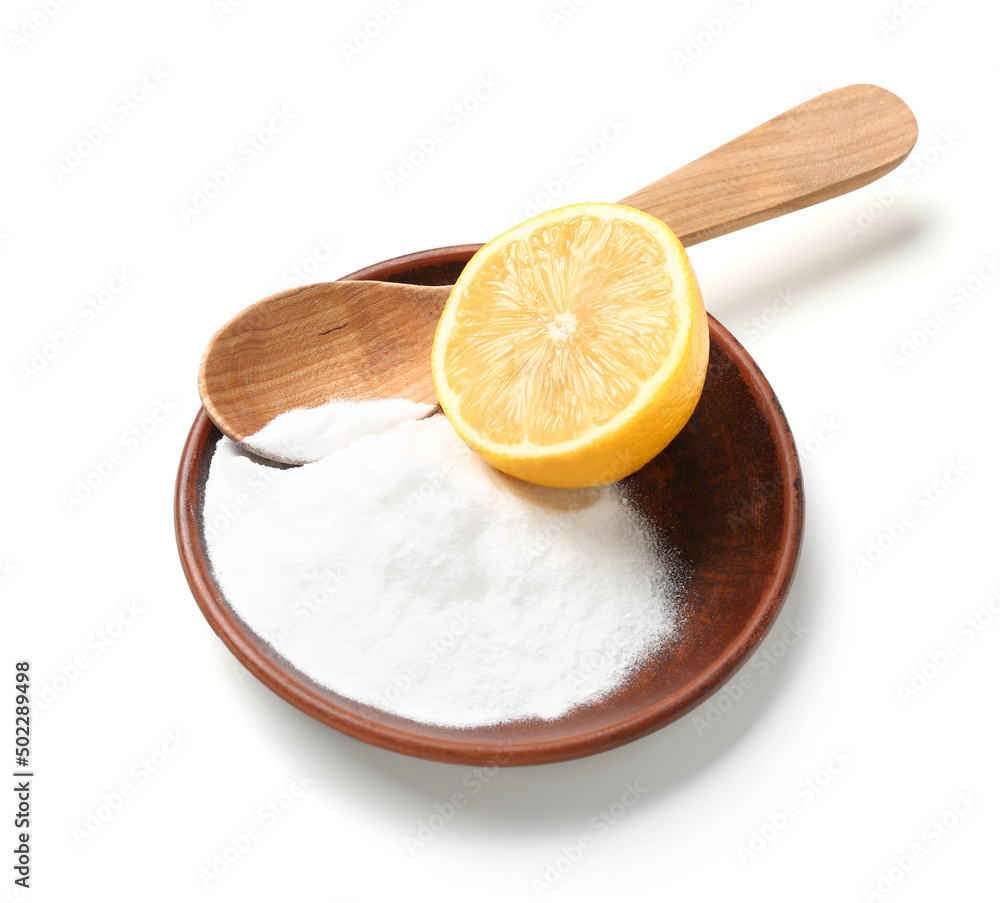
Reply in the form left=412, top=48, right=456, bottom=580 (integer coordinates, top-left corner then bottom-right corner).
left=175, top=244, right=804, bottom=766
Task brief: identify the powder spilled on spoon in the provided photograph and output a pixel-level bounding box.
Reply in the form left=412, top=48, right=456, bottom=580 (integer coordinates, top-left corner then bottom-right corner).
left=241, top=398, right=436, bottom=464
left=203, top=400, right=684, bottom=728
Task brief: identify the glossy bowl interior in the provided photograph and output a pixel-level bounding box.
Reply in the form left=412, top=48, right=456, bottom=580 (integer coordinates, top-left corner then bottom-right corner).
left=175, top=244, right=804, bottom=766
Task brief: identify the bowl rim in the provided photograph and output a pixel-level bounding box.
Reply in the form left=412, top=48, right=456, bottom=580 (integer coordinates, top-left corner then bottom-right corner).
left=175, top=243, right=804, bottom=766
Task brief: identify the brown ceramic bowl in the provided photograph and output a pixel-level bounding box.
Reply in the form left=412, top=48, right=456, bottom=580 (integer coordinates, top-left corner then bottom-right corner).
left=175, top=245, right=804, bottom=766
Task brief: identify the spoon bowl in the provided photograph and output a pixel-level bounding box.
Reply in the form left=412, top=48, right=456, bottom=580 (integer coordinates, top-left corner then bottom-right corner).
left=177, top=244, right=804, bottom=766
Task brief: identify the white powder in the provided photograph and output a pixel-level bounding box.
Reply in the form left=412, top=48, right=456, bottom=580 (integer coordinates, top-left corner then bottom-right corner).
left=203, top=404, right=682, bottom=728
left=241, top=398, right=436, bottom=463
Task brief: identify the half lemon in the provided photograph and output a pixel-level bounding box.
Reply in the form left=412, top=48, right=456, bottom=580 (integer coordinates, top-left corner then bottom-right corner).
left=431, top=202, right=709, bottom=488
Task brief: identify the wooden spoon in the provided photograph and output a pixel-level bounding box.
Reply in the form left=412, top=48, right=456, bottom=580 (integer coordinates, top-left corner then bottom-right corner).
left=200, top=84, right=917, bottom=454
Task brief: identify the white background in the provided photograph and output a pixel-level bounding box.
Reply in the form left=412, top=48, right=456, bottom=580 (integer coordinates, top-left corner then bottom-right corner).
left=2, top=0, right=998, bottom=900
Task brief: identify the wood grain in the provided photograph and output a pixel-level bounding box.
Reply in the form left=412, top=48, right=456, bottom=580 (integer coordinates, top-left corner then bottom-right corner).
left=198, top=281, right=451, bottom=442
left=620, top=84, right=918, bottom=245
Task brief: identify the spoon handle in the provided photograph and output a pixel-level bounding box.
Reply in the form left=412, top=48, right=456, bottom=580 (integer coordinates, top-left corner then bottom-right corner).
left=618, top=84, right=918, bottom=246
